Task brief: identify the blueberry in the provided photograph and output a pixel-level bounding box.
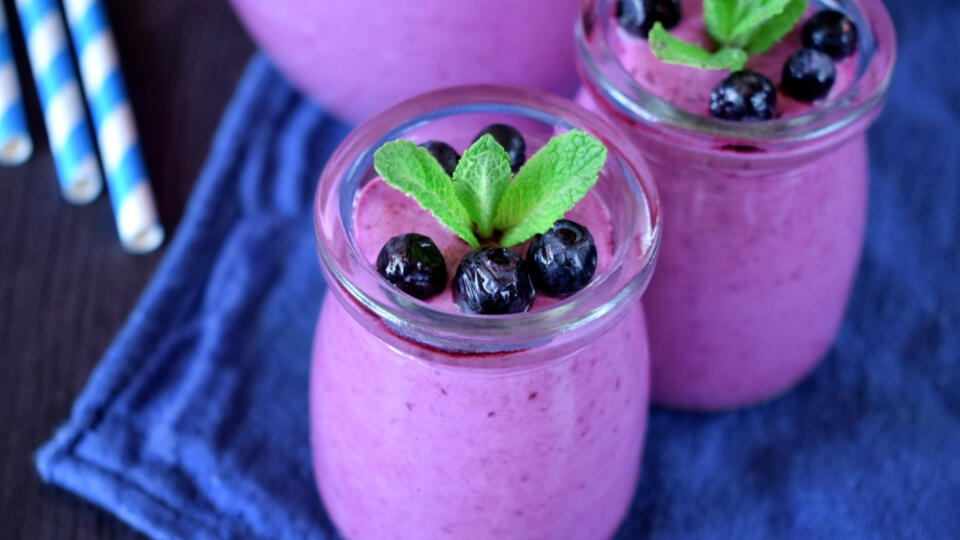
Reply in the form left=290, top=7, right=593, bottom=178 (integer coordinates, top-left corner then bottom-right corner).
left=526, top=220, right=598, bottom=298
left=802, top=10, right=858, bottom=60
left=615, top=0, right=682, bottom=39
left=454, top=247, right=536, bottom=314
left=376, top=234, right=447, bottom=300
left=709, top=70, right=777, bottom=121
left=419, top=140, right=460, bottom=177
left=782, top=49, right=837, bottom=102
left=474, top=124, right=526, bottom=172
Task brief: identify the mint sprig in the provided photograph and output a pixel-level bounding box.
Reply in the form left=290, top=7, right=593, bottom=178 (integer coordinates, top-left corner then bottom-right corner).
left=649, top=0, right=807, bottom=70
left=373, top=130, right=607, bottom=248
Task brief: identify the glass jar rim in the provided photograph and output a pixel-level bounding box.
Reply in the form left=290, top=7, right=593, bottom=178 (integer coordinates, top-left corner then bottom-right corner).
left=575, top=0, right=897, bottom=146
left=313, top=85, right=661, bottom=354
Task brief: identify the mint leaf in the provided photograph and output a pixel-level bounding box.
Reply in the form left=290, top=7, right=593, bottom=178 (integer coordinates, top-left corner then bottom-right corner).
left=649, top=22, right=748, bottom=71
left=374, top=140, right=480, bottom=248
left=741, top=0, right=806, bottom=54
left=729, top=0, right=790, bottom=41
left=663, top=0, right=805, bottom=69
left=452, top=135, right=512, bottom=238
left=703, top=0, right=739, bottom=43
left=493, top=130, right=607, bottom=248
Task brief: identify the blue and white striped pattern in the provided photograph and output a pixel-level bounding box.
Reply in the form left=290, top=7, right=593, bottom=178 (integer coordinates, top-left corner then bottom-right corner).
left=64, top=0, right=163, bottom=253
left=0, top=9, right=33, bottom=166
left=16, top=0, right=102, bottom=203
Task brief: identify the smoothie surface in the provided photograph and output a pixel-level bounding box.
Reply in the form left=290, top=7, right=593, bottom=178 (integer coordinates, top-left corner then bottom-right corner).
left=614, top=0, right=858, bottom=118
left=354, top=176, right=614, bottom=313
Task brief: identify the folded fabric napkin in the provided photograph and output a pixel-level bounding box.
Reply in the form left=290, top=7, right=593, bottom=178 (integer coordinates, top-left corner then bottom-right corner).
left=37, top=2, right=960, bottom=536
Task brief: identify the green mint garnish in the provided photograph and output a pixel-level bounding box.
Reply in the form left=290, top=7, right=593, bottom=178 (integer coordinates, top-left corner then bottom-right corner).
left=452, top=135, right=512, bottom=239
left=650, top=0, right=807, bottom=70
left=373, top=140, right=480, bottom=248
left=493, top=131, right=606, bottom=247
left=738, top=0, right=807, bottom=54
left=373, top=130, right=607, bottom=249
left=649, top=24, right=748, bottom=70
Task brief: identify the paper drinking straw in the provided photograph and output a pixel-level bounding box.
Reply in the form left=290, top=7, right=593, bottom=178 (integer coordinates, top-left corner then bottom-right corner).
left=63, top=0, right=163, bottom=253
left=15, top=0, right=102, bottom=203
left=0, top=9, right=33, bottom=166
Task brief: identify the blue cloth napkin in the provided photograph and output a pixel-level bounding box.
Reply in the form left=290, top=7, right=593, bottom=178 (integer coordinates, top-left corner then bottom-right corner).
left=37, top=0, right=960, bottom=536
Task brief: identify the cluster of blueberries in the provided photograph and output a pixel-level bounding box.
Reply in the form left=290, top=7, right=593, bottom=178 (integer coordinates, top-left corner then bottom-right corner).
left=377, top=125, right=599, bottom=315
left=616, top=0, right=860, bottom=121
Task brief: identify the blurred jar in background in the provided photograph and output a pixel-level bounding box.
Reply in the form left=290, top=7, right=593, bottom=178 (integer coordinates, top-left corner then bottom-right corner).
left=229, top=0, right=583, bottom=123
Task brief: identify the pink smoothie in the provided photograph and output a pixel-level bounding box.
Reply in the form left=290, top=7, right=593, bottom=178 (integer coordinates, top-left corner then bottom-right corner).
left=228, top=0, right=582, bottom=123
left=576, top=0, right=894, bottom=409
left=640, top=138, right=868, bottom=409
left=312, top=299, right=648, bottom=539
left=312, top=165, right=651, bottom=537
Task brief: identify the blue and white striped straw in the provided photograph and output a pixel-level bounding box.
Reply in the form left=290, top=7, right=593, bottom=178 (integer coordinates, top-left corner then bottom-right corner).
left=15, top=0, right=102, bottom=204
left=0, top=9, right=33, bottom=166
left=63, top=0, right=164, bottom=253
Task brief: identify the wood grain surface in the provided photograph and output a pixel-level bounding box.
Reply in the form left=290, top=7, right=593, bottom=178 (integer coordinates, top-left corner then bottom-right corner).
left=0, top=0, right=254, bottom=537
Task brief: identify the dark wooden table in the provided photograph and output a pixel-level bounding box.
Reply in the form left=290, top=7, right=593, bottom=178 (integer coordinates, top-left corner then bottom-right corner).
left=0, top=1, right=253, bottom=537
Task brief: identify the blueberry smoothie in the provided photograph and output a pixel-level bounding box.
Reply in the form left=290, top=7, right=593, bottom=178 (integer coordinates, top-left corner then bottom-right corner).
left=311, top=87, right=661, bottom=538
left=228, top=0, right=582, bottom=123
left=352, top=179, right=616, bottom=313
left=576, top=0, right=896, bottom=408
left=612, top=0, right=860, bottom=117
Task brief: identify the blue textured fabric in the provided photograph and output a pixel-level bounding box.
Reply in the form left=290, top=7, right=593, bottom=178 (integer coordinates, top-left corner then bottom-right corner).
left=36, top=0, right=959, bottom=536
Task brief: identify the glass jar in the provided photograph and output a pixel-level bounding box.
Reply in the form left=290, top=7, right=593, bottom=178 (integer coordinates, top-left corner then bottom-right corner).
left=575, top=0, right=896, bottom=409
left=228, top=0, right=583, bottom=123
left=311, top=86, right=660, bottom=539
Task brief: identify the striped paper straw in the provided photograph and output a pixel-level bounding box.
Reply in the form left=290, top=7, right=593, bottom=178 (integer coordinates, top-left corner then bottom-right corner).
left=63, top=0, right=163, bottom=253
left=15, top=0, right=102, bottom=203
left=0, top=9, right=33, bottom=166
